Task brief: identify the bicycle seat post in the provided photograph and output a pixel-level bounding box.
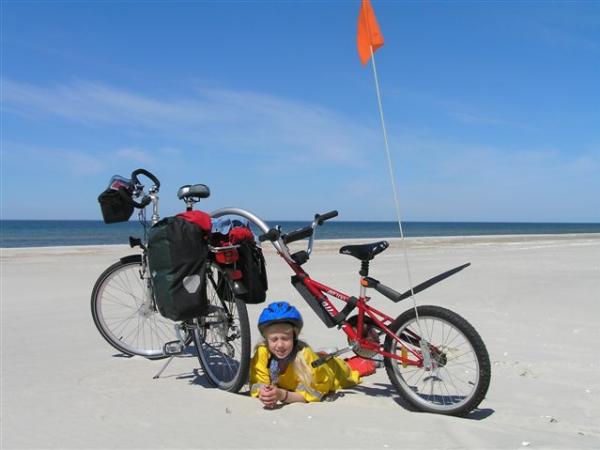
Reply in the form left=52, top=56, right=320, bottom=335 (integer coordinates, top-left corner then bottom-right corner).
left=360, top=260, right=370, bottom=277
left=357, top=260, right=370, bottom=301
left=185, top=198, right=196, bottom=211
left=177, top=184, right=210, bottom=212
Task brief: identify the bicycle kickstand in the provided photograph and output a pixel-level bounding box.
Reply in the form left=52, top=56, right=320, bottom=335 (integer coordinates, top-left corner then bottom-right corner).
left=153, top=356, right=176, bottom=379
left=153, top=323, right=188, bottom=379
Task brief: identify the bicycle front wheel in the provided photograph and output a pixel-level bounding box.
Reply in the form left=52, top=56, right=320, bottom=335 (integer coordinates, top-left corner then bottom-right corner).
left=193, top=262, right=250, bottom=392
left=383, top=305, right=491, bottom=416
left=91, top=256, right=183, bottom=359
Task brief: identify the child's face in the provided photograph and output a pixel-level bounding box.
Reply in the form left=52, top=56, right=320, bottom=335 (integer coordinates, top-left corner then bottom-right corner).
left=264, top=323, right=295, bottom=359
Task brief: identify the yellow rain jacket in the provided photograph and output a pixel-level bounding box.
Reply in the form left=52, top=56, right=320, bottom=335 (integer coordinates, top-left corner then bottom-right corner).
left=249, top=344, right=361, bottom=402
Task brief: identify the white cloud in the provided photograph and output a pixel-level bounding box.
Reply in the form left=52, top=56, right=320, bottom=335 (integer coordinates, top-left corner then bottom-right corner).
left=158, top=147, right=183, bottom=157
left=2, top=79, right=378, bottom=167
left=115, top=147, right=155, bottom=164
left=446, top=110, right=506, bottom=126
left=1, top=143, right=164, bottom=177
left=531, top=21, right=599, bottom=53
left=4, top=80, right=598, bottom=221
left=62, top=150, right=107, bottom=175
left=2, top=146, right=107, bottom=176
left=387, top=88, right=515, bottom=128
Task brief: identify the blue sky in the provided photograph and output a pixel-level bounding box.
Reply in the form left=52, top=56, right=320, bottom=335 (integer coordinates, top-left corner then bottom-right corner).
left=2, top=1, right=599, bottom=222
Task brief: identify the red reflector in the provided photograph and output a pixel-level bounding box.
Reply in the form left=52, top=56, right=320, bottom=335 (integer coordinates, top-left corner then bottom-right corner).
left=227, top=269, right=243, bottom=280
left=215, top=249, right=239, bottom=264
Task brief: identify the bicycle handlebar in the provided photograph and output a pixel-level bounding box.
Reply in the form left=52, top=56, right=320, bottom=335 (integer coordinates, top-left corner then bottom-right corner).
left=131, top=168, right=160, bottom=189
left=282, top=226, right=313, bottom=244
left=258, top=228, right=281, bottom=243
left=126, top=168, right=160, bottom=210
left=315, top=210, right=338, bottom=225
left=257, top=210, right=339, bottom=245
left=131, top=195, right=153, bottom=209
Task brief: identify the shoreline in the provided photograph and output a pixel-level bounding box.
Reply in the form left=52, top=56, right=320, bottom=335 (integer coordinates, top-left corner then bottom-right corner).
left=1, top=232, right=599, bottom=253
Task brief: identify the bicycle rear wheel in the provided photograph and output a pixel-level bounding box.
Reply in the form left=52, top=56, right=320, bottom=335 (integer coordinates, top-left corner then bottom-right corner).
left=383, top=305, right=491, bottom=416
left=193, top=262, right=250, bottom=392
left=91, top=256, right=183, bottom=359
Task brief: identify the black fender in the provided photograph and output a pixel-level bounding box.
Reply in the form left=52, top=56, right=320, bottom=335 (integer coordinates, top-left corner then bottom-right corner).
left=120, top=254, right=142, bottom=265
left=365, top=262, right=471, bottom=303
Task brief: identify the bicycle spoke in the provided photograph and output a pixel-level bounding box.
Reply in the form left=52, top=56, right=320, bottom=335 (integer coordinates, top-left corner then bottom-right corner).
left=94, top=261, right=181, bottom=357
left=102, top=288, right=141, bottom=309
left=384, top=308, right=489, bottom=414
left=105, top=309, right=142, bottom=336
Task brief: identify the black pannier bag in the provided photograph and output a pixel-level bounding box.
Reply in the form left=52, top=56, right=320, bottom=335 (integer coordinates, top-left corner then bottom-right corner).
left=234, top=230, right=268, bottom=304
left=98, top=176, right=135, bottom=224
left=148, top=215, right=210, bottom=321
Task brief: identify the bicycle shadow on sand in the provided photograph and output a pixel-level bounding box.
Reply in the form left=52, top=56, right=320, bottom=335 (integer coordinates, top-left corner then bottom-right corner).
left=138, top=355, right=494, bottom=420
left=157, top=365, right=216, bottom=389
left=117, top=350, right=217, bottom=388
left=347, top=382, right=494, bottom=420
left=137, top=351, right=249, bottom=391
left=111, top=352, right=135, bottom=358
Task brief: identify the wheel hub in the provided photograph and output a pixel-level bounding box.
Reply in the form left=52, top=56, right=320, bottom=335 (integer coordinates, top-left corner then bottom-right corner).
left=433, top=352, right=448, bottom=368
left=138, top=301, right=154, bottom=318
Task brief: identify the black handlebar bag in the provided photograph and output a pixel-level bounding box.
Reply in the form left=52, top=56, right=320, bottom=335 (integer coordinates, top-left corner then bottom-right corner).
left=148, top=216, right=209, bottom=321
left=98, top=176, right=135, bottom=224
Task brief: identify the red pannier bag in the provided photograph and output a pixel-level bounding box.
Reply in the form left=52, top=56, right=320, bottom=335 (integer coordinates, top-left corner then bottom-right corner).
left=216, top=224, right=268, bottom=304
left=176, top=211, right=212, bottom=233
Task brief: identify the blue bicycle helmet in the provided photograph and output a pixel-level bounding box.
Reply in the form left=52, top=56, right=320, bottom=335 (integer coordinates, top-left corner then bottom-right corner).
left=258, top=301, right=303, bottom=335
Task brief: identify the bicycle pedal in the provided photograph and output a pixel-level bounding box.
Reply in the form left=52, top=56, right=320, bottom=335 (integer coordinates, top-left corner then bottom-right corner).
left=163, top=340, right=185, bottom=355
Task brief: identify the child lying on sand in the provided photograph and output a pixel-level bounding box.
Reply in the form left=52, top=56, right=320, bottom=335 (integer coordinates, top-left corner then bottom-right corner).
left=250, top=301, right=376, bottom=407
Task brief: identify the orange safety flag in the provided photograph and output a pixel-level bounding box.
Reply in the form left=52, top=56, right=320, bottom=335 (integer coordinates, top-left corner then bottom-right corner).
left=357, top=0, right=384, bottom=65
left=356, top=0, right=383, bottom=64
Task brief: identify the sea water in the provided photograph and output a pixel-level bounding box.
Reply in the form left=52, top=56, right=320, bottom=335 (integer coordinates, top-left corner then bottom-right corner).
left=2, top=220, right=599, bottom=248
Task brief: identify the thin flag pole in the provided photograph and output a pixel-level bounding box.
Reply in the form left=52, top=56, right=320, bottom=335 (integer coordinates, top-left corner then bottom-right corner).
left=367, top=45, right=422, bottom=327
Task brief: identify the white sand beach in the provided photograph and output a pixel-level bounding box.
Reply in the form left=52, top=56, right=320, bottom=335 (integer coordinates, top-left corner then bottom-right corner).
left=2, top=234, right=599, bottom=449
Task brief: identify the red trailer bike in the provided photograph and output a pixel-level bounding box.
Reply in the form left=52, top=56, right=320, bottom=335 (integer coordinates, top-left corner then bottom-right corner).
left=210, top=208, right=491, bottom=416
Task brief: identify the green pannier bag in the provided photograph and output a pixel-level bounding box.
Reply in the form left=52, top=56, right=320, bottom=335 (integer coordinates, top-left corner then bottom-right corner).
left=148, top=215, right=209, bottom=321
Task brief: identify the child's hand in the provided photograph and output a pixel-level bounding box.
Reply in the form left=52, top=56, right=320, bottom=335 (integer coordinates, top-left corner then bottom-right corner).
left=259, top=385, right=279, bottom=408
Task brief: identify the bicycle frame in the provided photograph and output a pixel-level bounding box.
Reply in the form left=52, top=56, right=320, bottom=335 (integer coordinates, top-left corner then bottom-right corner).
left=208, top=207, right=443, bottom=367
left=290, top=260, right=424, bottom=367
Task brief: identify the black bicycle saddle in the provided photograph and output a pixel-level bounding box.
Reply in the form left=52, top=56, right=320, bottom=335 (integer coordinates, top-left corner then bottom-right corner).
left=339, top=241, right=389, bottom=261
left=177, top=184, right=210, bottom=200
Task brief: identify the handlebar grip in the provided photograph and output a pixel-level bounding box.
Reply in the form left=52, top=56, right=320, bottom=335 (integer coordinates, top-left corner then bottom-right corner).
left=258, top=228, right=280, bottom=242
left=282, top=226, right=313, bottom=244
left=131, top=168, right=160, bottom=189
left=139, top=196, right=153, bottom=208
left=315, top=210, right=338, bottom=225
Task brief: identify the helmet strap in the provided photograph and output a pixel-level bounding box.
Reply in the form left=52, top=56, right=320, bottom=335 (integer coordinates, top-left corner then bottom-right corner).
left=271, top=341, right=299, bottom=375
